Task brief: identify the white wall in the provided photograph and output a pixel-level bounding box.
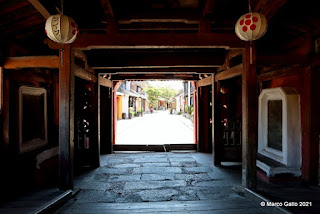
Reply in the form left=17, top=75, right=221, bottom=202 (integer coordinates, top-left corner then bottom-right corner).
left=122, top=95, right=129, bottom=118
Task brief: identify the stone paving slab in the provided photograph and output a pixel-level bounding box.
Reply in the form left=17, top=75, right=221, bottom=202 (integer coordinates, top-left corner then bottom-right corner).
left=98, top=167, right=132, bottom=174
left=123, top=180, right=187, bottom=190
left=138, top=189, right=179, bottom=202
left=133, top=166, right=182, bottom=174
left=174, top=173, right=212, bottom=181
left=141, top=173, right=175, bottom=181
left=110, top=163, right=141, bottom=168
left=183, top=166, right=214, bottom=173
left=108, top=175, right=141, bottom=182
left=133, top=158, right=169, bottom=163
left=142, top=162, right=170, bottom=167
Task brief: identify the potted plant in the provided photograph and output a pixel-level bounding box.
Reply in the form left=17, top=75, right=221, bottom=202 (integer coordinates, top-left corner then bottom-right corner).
left=129, top=107, right=134, bottom=119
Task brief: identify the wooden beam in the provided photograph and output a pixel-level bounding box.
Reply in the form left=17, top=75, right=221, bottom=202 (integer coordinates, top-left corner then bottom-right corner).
left=100, top=0, right=118, bottom=34
left=72, top=33, right=245, bottom=50
left=74, top=65, right=97, bottom=82
left=0, top=67, right=2, bottom=114
left=242, top=42, right=258, bottom=189
left=211, top=73, right=221, bottom=165
left=253, top=0, right=287, bottom=21
left=256, top=55, right=310, bottom=66
left=191, top=82, right=197, bottom=145
left=302, top=66, right=312, bottom=182
left=199, top=0, right=216, bottom=33
left=3, top=70, right=9, bottom=150
left=198, top=75, right=213, bottom=87
left=96, top=67, right=216, bottom=74
left=74, top=50, right=87, bottom=62
left=88, top=52, right=225, bottom=68
left=258, top=65, right=305, bottom=82
left=4, top=56, right=59, bottom=69
left=59, top=44, right=74, bottom=190
left=111, top=74, right=199, bottom=81
left=28, top=0, right=51, bottom=19
left=215, top=64, right=243, bottom=81
left=228, top=49, right=243, bottom=60
left=98, top=75, right=112, bottom=88
left=44, top=39, right=64, bottom=50
left=310, top=66, right=320, bottom=184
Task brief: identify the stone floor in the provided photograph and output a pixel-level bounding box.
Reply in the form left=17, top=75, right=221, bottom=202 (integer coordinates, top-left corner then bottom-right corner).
left=56, top=152, right=268, bottom=213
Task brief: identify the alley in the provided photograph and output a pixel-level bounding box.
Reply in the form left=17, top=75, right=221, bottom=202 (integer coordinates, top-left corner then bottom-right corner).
left=117, top=110, right=194, bottom=145
left=55, top=152, right=267, bottom=213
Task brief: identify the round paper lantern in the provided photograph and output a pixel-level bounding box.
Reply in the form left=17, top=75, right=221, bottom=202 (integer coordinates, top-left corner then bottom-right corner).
left=235, top=12, right=267, bottom=41
left=45, top=14, right=78, bottom=44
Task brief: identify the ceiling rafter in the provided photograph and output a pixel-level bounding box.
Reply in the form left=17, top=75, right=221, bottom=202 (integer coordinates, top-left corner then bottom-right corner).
left=199, top=0, right=216, bottom=33
left=253, top=0, right=287, bottom=21
left=100, top=0, right=118, bottom=34
left=28, top=0, right=51, bottom=19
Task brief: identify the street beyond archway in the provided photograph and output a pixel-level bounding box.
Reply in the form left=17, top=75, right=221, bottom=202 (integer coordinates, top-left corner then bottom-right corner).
left=116, top=110, right=194, bottom=145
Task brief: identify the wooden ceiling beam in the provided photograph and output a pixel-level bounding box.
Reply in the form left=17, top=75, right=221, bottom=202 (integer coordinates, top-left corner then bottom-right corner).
left=4, top=56, right=59, bottom=69
left=88, top=53, right=225, bottom=67
left=256, top=55, right=310, bottom=66
left=98, top=75, right=112, bottom=87
left=215, top=64, right=243, bottom=81
left=72, top=33, right=245, bottom=50
left=100, top=0, right=118, bottom=34
left=28, top=0, right=51, bottom=19
left=96, top=67, right=215, bottom=74
left=198, top=75, right=213, bottom=87
left=74, top=65, right=97, bottom=82
left=199, top=0, right=217, bottom=33
left=253, top=0, right=287, bottom=21
left=258, top=65, right=305, bottom=82
left=111, top=74, right=199, bottom=81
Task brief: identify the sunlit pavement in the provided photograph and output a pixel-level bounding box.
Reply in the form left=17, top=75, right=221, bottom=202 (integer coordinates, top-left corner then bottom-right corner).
left=116, top=110, right=194, bottom=145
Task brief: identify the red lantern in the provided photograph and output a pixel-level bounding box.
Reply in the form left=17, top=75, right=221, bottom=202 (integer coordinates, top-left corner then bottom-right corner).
left=235, top=12, right=267, bottom=41
left=117, top=97, right=120, bottom=101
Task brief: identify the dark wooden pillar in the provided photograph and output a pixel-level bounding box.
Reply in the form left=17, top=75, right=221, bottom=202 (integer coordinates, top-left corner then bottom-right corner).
left=303, top=65, right=320, bottom=184
left=91, top=81, right=100, bottom=168
left=111, top=81, right=120, bottom=146
left=212, top=74, right=221, bottom=165
left=3, top=68, right=9, bottom=150
left=59, top=45, right=74, bottom=190
left=242, top=42, right=258, bottom=189
left=193, top=82, right=198, bottom=144
left=100, top=85, right=112, bottom=154
left=196, top=86, right=201, bottom=151
left=198, top=86, right=210, bottom=152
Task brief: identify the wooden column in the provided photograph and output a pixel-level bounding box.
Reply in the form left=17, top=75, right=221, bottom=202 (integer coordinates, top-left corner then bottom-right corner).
left=111, top=81, right=117, bottom=146
left=242, top=42, right=258, bottom=189
left=59, top=45, right=74, bottom=190
left=198, top=85, right=210, bottom=152
left=3, top=69, right=9, bottom=150
left=212, top=74, right=221, bottom=165
left=303, top=65, right=320, bottom=184
left=193, top=82, right=198, bottom=145
left=196, top=86, right=201, bottom=151
left=91, top=81, right=100, bottom=168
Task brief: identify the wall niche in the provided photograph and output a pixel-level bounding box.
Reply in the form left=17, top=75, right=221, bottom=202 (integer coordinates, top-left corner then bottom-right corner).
left=19, top=86, right=48, bottom=153
left=257, top=87, right=301, bottom=177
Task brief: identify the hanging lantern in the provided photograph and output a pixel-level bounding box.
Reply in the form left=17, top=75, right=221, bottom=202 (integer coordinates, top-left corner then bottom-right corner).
left=235, top=12, right=267, bottom=41
left=45, top=14, right=78, bottom=44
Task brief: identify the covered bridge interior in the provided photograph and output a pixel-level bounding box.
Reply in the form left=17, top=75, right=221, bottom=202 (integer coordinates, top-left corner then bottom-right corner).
left=1, top=0, right=320, bottom=212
